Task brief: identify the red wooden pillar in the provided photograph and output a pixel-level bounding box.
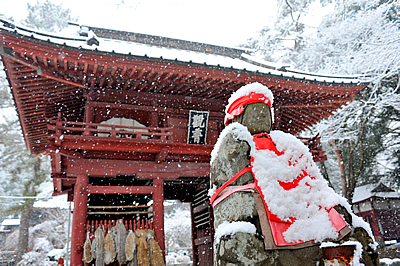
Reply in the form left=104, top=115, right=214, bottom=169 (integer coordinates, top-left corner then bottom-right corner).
left=70, top=174, right=89, bottom=265
left=85, top=103, right=94, bottom=123
left=190, top=202, right=198, bottom=266
left=153, top=177, right=165, bottom=258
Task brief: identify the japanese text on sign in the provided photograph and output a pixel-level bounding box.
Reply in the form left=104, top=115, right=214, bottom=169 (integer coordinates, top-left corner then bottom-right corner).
left=187, top=110, right=209, bottom=144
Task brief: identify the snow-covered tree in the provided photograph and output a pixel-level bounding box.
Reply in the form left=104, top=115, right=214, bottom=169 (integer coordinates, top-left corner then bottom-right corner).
left=0, top=1, right=77, bottom=261
left=164, top=202, right=192, bottom=254
left=306, top=0, right=400, bottom=202
left=23, top=0, right=77, bottom=32
left=243, top=0, right=334, bottom=65
left=0, top=60, right=51, bottom=261
left=5, top=209, right=69, bottom=252
left=244, top=0, right=400, bottom=203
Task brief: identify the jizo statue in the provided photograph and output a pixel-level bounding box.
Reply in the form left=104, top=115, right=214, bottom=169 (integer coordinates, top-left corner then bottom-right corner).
left=210, top=83, right=379, bottom=266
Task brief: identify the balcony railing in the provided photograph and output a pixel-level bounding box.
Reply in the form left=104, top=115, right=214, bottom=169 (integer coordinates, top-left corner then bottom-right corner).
left=47, top=116, right=172, bottom=142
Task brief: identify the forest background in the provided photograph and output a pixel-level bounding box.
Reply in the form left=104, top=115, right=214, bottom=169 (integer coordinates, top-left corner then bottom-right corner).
left=0, top=0, right=399, bottom=264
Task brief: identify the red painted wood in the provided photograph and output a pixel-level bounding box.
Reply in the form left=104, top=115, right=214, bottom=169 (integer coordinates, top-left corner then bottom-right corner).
left=1, top=58, right=33, bottom=152
left=153, top=178, right=165, bottom=260
left=70, top=174, right=88, bottom=265
left=64, top=158, right=210, bottom=177
left=2, top=34, right=364, bottom=95
left=87, top=184, right=154, bottom=194
left=49, top=135, right=213, bottom=155
left=190, top=203, right=198, bottom=266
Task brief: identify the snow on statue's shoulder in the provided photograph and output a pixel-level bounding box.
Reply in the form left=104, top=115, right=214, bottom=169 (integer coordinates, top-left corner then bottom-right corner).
left=210, top=122, right=254, bottom=164
left=214, top=221, right=257, bottom=245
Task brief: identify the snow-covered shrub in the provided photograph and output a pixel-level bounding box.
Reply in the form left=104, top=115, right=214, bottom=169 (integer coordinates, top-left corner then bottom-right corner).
left=32, top=238, right=54, bottom=254
left=19, top=251, right=56, bottom=266
left=164, top=202, right=192, bottom=253
left=5, top=218, right=68, bottom=252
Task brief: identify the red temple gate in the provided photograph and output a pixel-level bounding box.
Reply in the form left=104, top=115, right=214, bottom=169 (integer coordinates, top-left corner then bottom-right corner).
left=0, top=18, right=367, bottom=265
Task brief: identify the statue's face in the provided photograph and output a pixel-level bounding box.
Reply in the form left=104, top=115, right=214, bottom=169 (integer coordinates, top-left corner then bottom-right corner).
left=241, top=103, right=272, bottom=135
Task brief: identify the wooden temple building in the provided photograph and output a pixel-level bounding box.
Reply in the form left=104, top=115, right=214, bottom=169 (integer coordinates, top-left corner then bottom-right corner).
left=0, top=18, right=367, bottom=265
left=352, top=183, right=400, bottom=242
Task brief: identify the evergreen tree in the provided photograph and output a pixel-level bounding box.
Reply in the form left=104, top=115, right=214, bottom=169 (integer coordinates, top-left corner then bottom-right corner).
left=310, top=0, right=400, bottom=202
left=23, top=0, right=77, bottom=32
left=0, top=1, right=76, bottom=260
left=0, top=60, right=51, bottom=261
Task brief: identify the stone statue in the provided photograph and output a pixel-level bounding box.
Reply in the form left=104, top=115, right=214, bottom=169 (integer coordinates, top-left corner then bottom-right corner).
left=210, top=83, right=379, bottom=266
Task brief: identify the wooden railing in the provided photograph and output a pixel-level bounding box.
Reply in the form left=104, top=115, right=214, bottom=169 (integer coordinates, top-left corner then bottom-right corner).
left=47, top=116, right=172, bottom=141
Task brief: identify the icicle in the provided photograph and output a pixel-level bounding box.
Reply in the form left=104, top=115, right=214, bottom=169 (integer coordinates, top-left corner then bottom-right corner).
left=82, top=231, right=92, bottom=264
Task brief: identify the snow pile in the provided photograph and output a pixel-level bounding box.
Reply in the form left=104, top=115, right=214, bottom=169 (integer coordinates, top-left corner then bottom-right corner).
left=166, top=255, right=176, bottom=265
left=225, top=83, right=274, bottom=109
left=175, top=254, right=191, bottom=264
left=254, top=130, right=341, bottom=243
left=208, top=184, right=217, bottom=198
left=380, top=258, right=400, bottom=265
left=214, top=221, right=257, bottom=244
left=19, top=238, right=56, bottom=266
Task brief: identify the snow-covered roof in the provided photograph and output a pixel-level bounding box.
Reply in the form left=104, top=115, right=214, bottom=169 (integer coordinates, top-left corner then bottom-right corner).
left=352, top=183, right=400, bottom=204
left=0, top=17, right=369, bottom=155
left=1, top=218, right=20, bottom=226
left=0, top=18, right=362, bottom=84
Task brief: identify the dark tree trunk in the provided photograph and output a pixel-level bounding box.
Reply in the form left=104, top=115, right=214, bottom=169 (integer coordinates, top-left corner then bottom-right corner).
left=331, top=139, right=347, bottom=197
left=317, top=160, right=334, bottom=189
left=16, top=206, right=32, bottom=262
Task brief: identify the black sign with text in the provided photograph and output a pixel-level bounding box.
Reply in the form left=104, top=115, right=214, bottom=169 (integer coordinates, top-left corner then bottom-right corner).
left=187, top=110, right=209, bottom=144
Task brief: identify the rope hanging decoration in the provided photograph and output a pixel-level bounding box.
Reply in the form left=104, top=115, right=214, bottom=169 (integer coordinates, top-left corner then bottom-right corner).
left=87, top=220, right=165, bottom=266
left=146, top=229, right=164, bottom=266
left=125, top=230, right=137, bottom=262
left=91, top=227, right=105, bottom=266
left=82, top=231, right=92, bottom=264
left=136, top=229, right=151, bottom=266
left=104, top=228, right=116, bottom=265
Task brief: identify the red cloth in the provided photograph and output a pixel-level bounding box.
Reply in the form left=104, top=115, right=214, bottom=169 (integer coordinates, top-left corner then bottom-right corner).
left=211, top=133, right=348, bottom=247
left=252, top=134, right=347, bottom=246
left=225, top=92, right=272, bottom=125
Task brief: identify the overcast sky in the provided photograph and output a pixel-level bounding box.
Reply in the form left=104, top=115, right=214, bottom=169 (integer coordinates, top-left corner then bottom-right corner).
left=2, top=0, right=277, bottom=47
